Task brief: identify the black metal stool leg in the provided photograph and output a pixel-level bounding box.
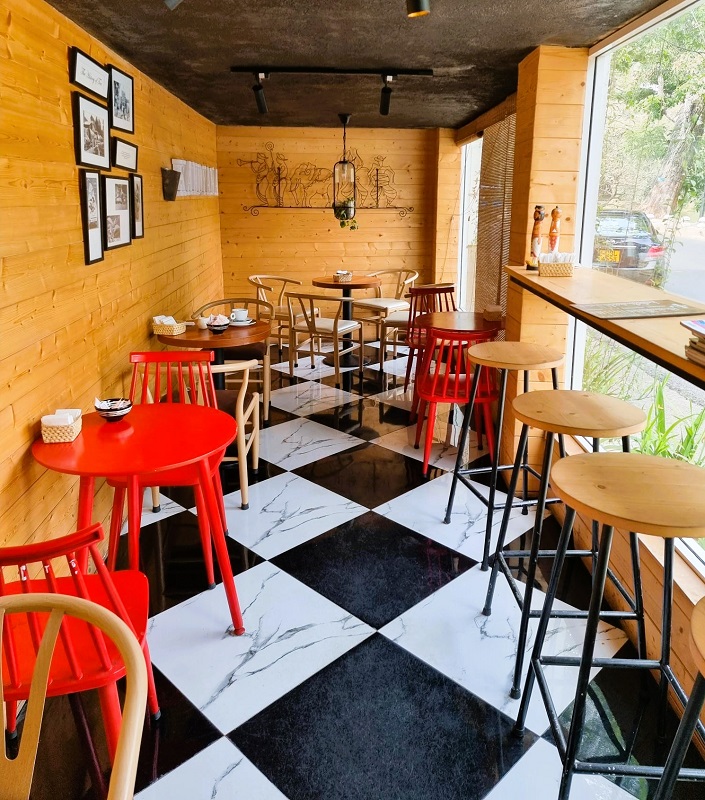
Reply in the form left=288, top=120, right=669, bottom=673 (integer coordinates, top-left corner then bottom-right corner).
left=481, top=368, right=508, bottom=570
left=514, top=506, right=576, bottom=737
left=521, top=370, right=530, bottom=514
left=653, top=673, right=705, bottom=800
left=558, top=523, right=616, bottom=800
left=658, top=538, right=675, bottom=742
left=444, top=365, right=482, bottom=524
left=483, top=423, right=530, bottom=616
left=509, top=430, right=555, bottom=699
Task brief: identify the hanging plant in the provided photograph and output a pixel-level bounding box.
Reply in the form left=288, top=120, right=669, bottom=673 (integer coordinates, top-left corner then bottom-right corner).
left=334, top=198, right=358, bottom=229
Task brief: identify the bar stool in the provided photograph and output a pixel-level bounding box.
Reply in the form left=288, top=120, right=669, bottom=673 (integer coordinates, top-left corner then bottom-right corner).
left=514, top=452, right=705, bottom=800
left=483, top=390, right=647, bottom=700
left=654, top=595, right=705, bottom=799
left=445, top=341, right=564, bottom=570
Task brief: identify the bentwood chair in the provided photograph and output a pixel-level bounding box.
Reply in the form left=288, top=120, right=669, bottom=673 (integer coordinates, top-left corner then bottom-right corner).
left=0, top=593, right=147, bottom=800
left=0, top=525, right=159, bottom=768
left=413, top=327, right=497, bottom=475
left=193, top=297, right=273, bottom=424
left=248, top=275, right=305, bottom=357
left=285, top=291, right=364, bottom=389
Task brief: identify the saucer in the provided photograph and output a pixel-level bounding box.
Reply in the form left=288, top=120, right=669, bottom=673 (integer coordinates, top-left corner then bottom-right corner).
left=230, top=319, right=255, bottom=326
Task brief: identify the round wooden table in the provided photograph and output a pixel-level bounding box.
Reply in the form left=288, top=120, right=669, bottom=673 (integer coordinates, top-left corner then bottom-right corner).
left=158, top=322, right=271, bottom=389
left=33, top=404, right=245, bottom=634
left=414, top=311, right=501, bottom=334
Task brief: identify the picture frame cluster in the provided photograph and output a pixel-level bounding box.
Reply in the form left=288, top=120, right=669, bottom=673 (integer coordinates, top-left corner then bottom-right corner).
left=70, top=46, right=143, bottom=264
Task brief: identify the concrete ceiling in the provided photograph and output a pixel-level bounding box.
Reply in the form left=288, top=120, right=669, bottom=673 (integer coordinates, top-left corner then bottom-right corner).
left=46, top=0, right=664, bottom=128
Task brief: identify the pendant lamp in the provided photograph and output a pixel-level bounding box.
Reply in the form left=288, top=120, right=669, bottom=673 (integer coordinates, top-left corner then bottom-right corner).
left=333, top=114, right=356, bottom=223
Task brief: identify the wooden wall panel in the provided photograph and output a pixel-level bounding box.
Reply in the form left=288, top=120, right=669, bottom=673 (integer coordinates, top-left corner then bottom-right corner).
left=216, top=126, right=457, bottom=301
left=0, top=0, right=224, bottom=551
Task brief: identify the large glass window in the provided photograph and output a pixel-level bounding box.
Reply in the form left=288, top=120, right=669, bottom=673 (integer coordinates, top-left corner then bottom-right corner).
left=579, top=1, right=705, bottom=565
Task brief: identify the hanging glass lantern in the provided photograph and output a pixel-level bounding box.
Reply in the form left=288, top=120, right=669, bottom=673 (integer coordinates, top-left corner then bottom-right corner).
left=333, top=113, right=356, bottom=222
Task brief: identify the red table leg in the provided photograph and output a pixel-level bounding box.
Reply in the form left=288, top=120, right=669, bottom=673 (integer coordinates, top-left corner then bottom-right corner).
left=197, top=459, right=245, bottom=635
left=126, top=475, right=142, bottom=572
left=76, top=476, right=95, bottom=571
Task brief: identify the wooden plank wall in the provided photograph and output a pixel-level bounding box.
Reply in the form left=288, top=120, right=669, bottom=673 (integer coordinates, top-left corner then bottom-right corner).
left=0, top=0, right=224, bottom=552
left=216, top=126, right=458, bottom=302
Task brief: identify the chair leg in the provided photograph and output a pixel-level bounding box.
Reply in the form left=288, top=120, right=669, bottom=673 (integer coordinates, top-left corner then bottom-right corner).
left=5, top=700, right=17, bottom=737
left=422, top=401, right=438, bottom=475
left=333, top=335, right=341, bottom=389
left=288, top=329, right=296, bottom=375
left=108, top=487, right=126, bottom=571
left=98, top=682, right=122, bottom=763
left=404, top=346, right=416, bottom=391
left=263, top=350, right=271, bottom=424
left=213, top=470, right=228, bottom=534
left=252, top=400, right=260, bottom=474
left=414, top=398, right=427, bottom=448
left=194, top=485, right=215, bottom=589
left=150, top=485, right=161, bottom=513
left=142, top=639, right=161, bottom=720
left=237, top=422, right=250, bottom=510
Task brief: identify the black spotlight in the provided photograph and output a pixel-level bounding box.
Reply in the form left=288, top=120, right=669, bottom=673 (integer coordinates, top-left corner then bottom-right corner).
left=252, top=72, right=268, bottom=114
left=380, top=76, right=393, bottom=116
left=406, top=0, right=430, bottom=17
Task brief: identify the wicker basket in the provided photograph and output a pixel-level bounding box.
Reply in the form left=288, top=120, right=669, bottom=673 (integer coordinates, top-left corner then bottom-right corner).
left=41, top=417, right=82, bottom=444
left=333, top=272, right=353, bottom=283
left=152, top=321, right=187, bottom=335
left=538, top=261, right=574, bottom=277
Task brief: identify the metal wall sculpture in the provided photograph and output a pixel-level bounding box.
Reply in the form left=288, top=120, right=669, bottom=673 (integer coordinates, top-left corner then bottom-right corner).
left=237, top=142, right=413, bottom=217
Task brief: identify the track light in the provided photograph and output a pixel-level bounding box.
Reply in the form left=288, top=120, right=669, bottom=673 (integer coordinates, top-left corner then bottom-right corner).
left=380, top=75, right=393, bottom=116
left=252, top=72, right=268, bottom=114
left=164, top=0, right=185, bottom=10
left=406, top=0, right=430, bottom=17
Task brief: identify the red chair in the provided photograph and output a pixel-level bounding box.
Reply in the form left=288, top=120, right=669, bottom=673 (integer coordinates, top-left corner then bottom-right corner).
left=403, top=283, right=457, bottom=392
left=414, top=327, right=498, bottom=475
left=0, top=523, right=159, bottom=763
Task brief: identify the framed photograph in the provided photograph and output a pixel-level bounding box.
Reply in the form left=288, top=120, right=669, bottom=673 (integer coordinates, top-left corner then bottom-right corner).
left=108, top=65, right=134, bottom=133
left=69, top=47, right=109, bottom=100
left=130, top=173, right=144, bottom=239
left=79, top=169, right=104, bottom=264
left=102, top=175, right=131, bottom=250
left=112, top=137, right=138, bottom=171
left=73, top=92, right=110, bottom=170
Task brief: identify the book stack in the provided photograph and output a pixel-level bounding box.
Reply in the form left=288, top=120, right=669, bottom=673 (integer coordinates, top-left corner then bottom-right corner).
left=681, top=319, right=705, bottom=367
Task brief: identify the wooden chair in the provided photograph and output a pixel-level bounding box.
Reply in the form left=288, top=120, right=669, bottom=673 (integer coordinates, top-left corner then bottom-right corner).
left=193, top=297, right=273, bottom=424
left=0, top=525, right=158, bottom=770
left=248, top=275, right=305, bottom=357
left=352, top=268, right=418, bottom=359
left=285, top=291, right=364, bottom=389
left=0, top=593, right=147, bottom=800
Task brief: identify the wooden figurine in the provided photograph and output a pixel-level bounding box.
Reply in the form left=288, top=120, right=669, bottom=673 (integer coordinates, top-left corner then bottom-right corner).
left=549, top=206, right=561, bottom=253
left=530, top=205, right=546, bottom=260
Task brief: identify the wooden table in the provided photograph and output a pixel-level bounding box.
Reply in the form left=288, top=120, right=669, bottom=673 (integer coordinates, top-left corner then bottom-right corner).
left=158, top=322, right=271, bottom=389
left=32, top=404, right=245, bottom=634
left=415, top=311, right=501, bottom=335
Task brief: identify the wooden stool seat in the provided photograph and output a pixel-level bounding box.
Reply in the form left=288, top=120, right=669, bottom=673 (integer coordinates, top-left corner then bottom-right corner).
left=692, top=598, right=705, bottom=680
left=513, top=390, right=647, bottom=438
left=550, top=452, right=705, bottom=539
left=468, top=341, right=564, bottom=371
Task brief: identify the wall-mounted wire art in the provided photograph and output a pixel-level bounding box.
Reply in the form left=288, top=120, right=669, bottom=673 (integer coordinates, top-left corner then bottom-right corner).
left=237, top=142, right=413, bottom=217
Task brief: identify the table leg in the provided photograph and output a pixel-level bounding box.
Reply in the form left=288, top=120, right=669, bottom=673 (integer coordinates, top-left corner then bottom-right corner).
left=197, top=459, right=245, bottom=635
left=213, top=349, right=226, bottom=390
left=126, top=475, right=142, bottom=572
left=76, top=476, right=95, bottom=571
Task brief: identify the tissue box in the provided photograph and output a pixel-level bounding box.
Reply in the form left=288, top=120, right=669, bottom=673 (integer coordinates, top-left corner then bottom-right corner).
left=537, top=253, right=575, bottom=277
left=333, top=271, right=353, bottom=283
left=152, top=318, right=186, bottom=335
left=41, top=415, right=82, bottom=443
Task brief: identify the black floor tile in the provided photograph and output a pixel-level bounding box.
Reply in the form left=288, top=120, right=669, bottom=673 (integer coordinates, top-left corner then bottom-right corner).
left=231, top=634, right=537, bottom=800
left=272, top=511, right=475, bottom=628
left=306, top=396, right=413, bottom=440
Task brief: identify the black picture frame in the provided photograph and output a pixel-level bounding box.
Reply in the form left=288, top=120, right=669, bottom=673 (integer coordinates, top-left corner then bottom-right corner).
left=130, top=173, right=144, bottom=239
left=72, top=92, right=111, bottom=170
left=69, top=47, right=109, bottom=100
left=102, top=175, right=132, bottom=250
left=112, top=137, right=138, bottom=171
left=79, top=169, right=104, bottom=265
left=108, top=65, right=134, bottom=133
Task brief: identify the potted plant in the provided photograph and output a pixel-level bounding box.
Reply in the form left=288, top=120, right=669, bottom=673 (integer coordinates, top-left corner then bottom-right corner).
left=333, top=197, right=358, bottom=230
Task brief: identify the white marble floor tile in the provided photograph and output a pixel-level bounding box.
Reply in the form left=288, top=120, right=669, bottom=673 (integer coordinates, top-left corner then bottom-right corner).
left=270, top=382, right=358, bottom=416
left=367, top=340, right=410, bottom=356
left=367, top=385, right=416, bottom=411
left=366, top=354, right=416, bottom=377
left=136, top=737, right=287, bottom=800
left=271, top=355, right=355, bottom=381
left=374, top=471, right=540, bottom=562
left=148, top=561, right=374, bottom=733
left=258, top=417, right=364, bottom=470
left=118, top=489, right=187, bottom=534
left=381, top=564, right=627, bottom=736
left=223, top=473, right=366, bottom=558
left=482, top=738, right=635, bottom=800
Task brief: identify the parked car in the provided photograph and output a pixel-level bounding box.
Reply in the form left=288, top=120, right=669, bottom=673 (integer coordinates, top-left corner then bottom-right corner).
left=592, top=210, right=666, bottom=284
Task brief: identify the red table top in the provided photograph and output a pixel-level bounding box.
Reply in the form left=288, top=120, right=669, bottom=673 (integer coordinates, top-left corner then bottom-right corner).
left=312, top=276, right=381, bottom=291
left=32, top=405, right=236, bottom=478
left=157, top=321, right=270, bottom=349
left=415, top=311, right=500, bottom=333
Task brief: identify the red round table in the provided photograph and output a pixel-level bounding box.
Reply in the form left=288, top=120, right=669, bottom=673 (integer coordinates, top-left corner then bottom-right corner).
left=32, top=404, right=244, bottom=634
left=415, top=311, right=501, bottom=335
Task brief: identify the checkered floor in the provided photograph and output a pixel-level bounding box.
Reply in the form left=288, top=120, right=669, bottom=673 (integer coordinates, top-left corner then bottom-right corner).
left=47, top=346, right=705, bottom=799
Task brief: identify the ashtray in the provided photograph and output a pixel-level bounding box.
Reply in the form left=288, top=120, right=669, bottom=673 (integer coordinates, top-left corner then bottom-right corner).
left=207, top=322, right=230, bottom=335
left=95, top=397, right=132, bottom=422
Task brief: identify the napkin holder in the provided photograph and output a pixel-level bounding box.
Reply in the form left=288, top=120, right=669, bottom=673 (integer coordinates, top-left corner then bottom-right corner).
left=41, top=411, right=82, bottom=443
left=333, top=271, right=353, bottom=283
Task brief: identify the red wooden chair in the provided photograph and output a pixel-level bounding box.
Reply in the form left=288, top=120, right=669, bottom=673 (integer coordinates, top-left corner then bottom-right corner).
left=414, top=327, right=498, bottom=475
left=0, top=523, right=159, bottom=763
left=403, top=283, right=457, bottom=392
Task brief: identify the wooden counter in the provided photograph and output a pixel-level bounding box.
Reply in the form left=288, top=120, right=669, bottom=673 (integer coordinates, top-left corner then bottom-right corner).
left=505, top=265, right=705, bottom=391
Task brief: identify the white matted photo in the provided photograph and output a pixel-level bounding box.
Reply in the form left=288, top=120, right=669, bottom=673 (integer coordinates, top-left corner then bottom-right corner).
left=109, top=65, right=134, bottom=133
left=131, top=173, right=144, bottom=239
left=112, top=137, right=138, bottom=171
left=79, top=169, right=104, bottom=264
left=69, top=47, right=109, bottom=100
left=73, top=92, right=110, bottom=170
left=102, top=175, right=132, bottom=250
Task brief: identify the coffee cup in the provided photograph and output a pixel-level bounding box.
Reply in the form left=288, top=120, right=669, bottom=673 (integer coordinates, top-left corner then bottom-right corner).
left=231, top=308, right=249, bottom=322
left=196, top=316, right=208, bottom=330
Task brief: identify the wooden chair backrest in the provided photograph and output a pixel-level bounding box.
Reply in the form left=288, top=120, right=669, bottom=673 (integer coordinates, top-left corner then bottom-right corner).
left=193, top=297, right=274, bottom=320
left=248, top=276, right=303, bottom=306
left=129, top=351, right=217, bottom=407
left=368, top=268, right=419, bottom=299
left=0, top=593, right=147, bottom=800
left=285, top=291, right=346, bottom=332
